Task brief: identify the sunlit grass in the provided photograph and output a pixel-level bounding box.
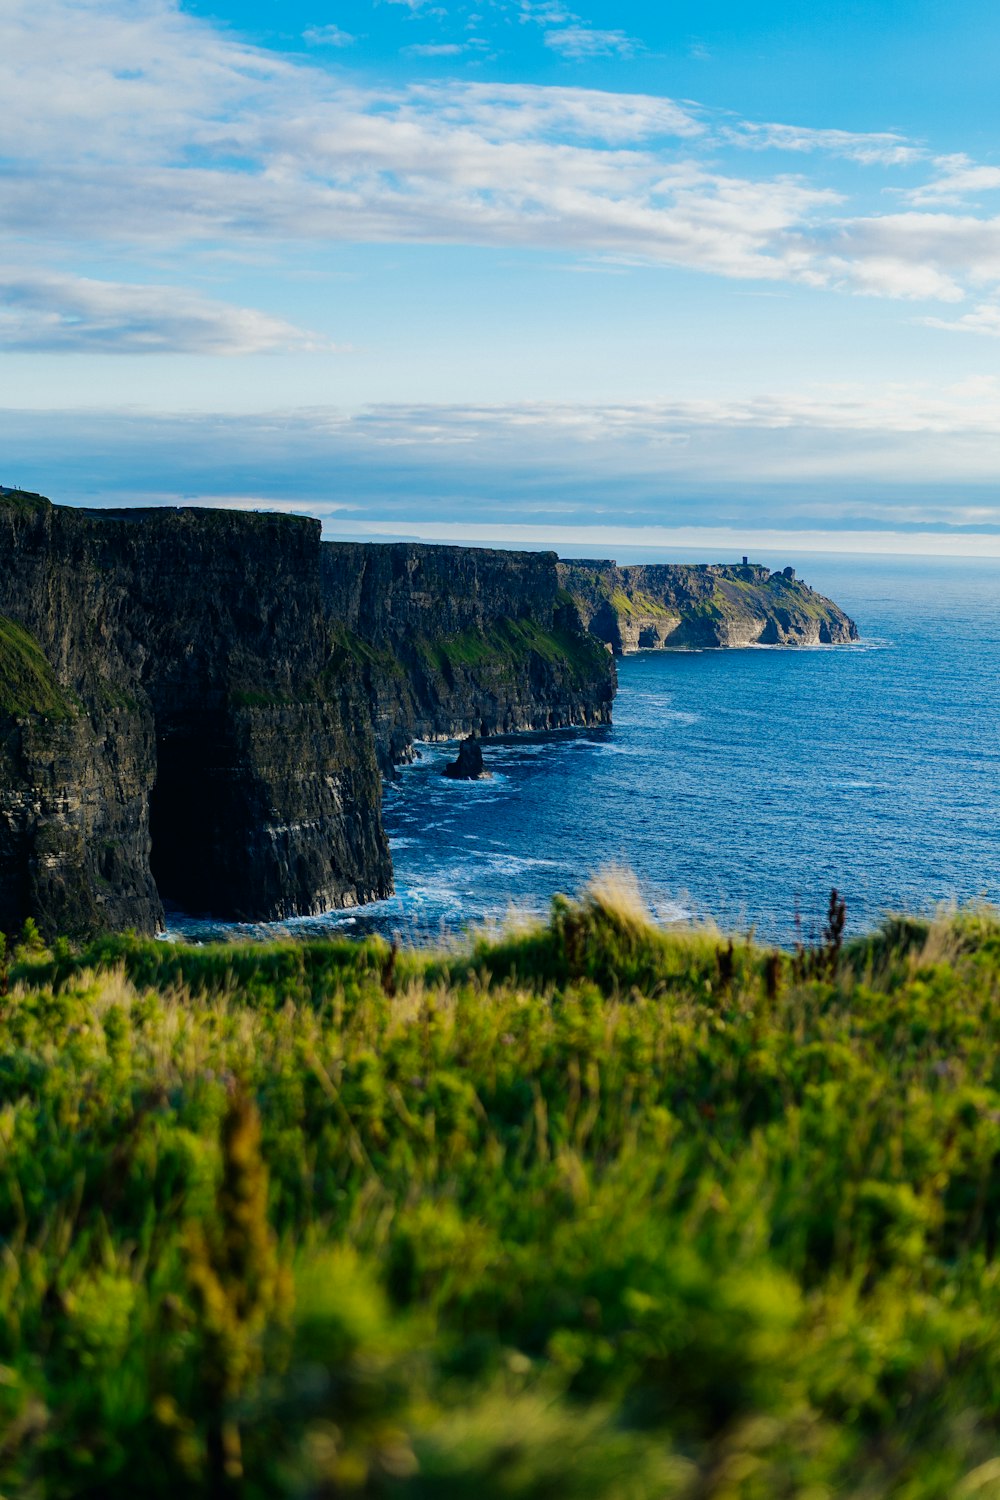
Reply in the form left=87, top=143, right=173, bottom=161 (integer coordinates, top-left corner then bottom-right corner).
left=3, top=882, right=1000, bottom=1496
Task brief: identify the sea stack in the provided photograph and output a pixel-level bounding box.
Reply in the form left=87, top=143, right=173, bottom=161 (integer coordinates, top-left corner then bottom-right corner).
left=443, top=736, right=488, bottom=780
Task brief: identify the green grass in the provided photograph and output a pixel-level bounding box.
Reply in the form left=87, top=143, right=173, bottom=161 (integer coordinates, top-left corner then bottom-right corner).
left=0, top=488, right=51, bottom=514
left=3, top=883, right=1000, bottom=1497
left=0, top=615, right=76, bottom=719
left=607, top=589, right=673, bottom=620
left=417, top=618, right=608, bottom=685
left=329, top=625, right=407, bottom=680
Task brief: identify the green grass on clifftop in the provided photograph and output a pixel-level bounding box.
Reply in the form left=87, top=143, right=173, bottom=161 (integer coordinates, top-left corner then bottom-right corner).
left=3, top=883, right=1000, bottom=1497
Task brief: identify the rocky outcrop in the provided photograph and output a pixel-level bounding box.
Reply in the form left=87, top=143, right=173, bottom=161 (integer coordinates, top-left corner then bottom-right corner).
left=443, top=737, right=488, bottom=780
left=559, top=560, right=858, bottom=652
left=320, top=543, right=616, bottom=773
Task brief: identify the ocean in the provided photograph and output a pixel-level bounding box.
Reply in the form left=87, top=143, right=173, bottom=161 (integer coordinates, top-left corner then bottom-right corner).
left=166, top=551, right=1000, bottom=946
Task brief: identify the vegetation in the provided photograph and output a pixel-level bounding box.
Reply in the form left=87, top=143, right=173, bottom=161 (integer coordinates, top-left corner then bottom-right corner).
left=607, top=589, right=674, bottom=621
left=327, top=626, right=406, bottom=682
left=417, top=618, right=608, bottom=686
left=3, top=879, right=1000, bottom=1497
left=0, top=616, right=75, bottom=720
left=0, top=489, right=51, bottom=515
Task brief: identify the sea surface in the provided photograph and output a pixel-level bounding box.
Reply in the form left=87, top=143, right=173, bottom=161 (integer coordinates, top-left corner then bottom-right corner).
left=167, top=552, right=1000, bottom=946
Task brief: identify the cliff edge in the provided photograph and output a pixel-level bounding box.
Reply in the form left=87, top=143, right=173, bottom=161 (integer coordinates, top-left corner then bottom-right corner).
left=0, top=492, right=393, bottom=936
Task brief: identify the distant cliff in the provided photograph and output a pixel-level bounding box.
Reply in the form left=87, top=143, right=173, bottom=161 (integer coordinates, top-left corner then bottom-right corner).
left=0, top=493, right=613, bottom=937
left=559, top=560, right=858, bottom=652
left=321, top=543, right=615, bottom=772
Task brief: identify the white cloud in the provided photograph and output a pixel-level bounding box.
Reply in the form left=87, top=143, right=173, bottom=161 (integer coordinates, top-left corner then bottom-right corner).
left=829, top=256, right=965, bottom=302
left=904, top=154, right=1000, bottom=205
left=404, top=41, right=469, bottom=55
left=329, top=381, right=1000, bottom=441
left=303, top=24, right=356, bottom=46
left=11, top=386, right=1000, bottom=543
left=925, top=302, right=1000, bottom=338
left=819, top=212, right=1000, bottom=292
left=0, top=272, right=331, bottom=353
left=543, top=25, right=640, bottom=59
left=726, top=121, right=922, bottom=167
left=4, top=0, right=1000, bottom=348
left=519, top=2, right=577, bottom=22
left=413, top=83, right=703, bottom=142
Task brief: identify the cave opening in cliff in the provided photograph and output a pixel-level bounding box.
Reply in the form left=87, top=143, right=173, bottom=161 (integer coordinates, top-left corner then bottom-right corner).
left=149, top=722, right=229, bottom=915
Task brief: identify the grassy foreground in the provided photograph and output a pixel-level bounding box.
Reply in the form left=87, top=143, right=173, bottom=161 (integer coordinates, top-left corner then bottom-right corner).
left=3, top=880, right=1000, bottom=1498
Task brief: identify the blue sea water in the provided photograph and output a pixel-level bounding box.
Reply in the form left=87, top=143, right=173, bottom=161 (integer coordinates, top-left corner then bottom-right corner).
left=168, top=553, right=1000, bottom=946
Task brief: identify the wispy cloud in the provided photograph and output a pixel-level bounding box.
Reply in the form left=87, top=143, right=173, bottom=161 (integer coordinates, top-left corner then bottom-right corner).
left=0, top=272, right=332, bottom=353
left=543, top=25, right=640, bottom=59
left=903, top=154, right=1000, bottom=205
left=404, top=41, right=466, bottom=54
left=4, top=0, right=1000, bottom=356
left=515, top=0, right=643, bottom=62
left=8, top=385, right=1000, bottom=541
left=726, top=121, right=922, bottom=167
left=303, top=24, right=356, bottom=46
left=924, top=302, right=1000, bottom=338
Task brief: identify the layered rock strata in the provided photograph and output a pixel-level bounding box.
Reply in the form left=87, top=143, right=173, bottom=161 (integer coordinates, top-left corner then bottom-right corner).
left=321, top=543, right=616, bottom=772
left=559, top=560, right=858, bottom=652
left=0, top=491, right=858, bottom=939
left=0, top=494, right=391, bottom=936
left=0, top=496, right=614, bottom=936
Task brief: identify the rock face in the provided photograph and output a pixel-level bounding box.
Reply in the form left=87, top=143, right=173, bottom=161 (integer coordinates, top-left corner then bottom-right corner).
left=443, top=737, right=488, bottom=780
left=320, top=543, right=616, bottom=773
left=0, top=493, right=391, bottom=937
left=0, top=495, right=614, bottom=937
left=559, top=560, right=858, bottom=652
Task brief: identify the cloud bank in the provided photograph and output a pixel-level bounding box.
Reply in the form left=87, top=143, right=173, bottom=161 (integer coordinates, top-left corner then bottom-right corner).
left=7, top=381, right=1000, bottom=546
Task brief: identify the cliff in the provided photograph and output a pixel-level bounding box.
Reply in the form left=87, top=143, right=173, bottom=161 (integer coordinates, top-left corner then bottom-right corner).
left=0, top=490, right=859, bottom=940
left=0, top=495, right=614, bottom=937
left=559, top=560, right=858, bottom=652
left=320, top=543, right=615, bottom=772
left=0, top=492, right=391, bottom=937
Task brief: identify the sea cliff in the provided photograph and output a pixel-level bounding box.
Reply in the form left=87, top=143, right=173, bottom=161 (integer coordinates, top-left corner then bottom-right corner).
left=0, top=493, right=613, bottom=936
left=0, top=492, right=858, bottom=937
left=0, top=494, right=392, bottom=936
left=321, top=542, right=615, bottom=771
left=560, top=559, right=858, bottom=652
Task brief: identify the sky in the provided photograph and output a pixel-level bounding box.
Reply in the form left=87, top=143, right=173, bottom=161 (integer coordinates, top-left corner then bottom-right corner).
left=4, top=0, right=1000, bottom=553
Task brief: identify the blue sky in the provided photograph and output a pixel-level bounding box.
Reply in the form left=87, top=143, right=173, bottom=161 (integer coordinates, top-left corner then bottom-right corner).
left=4, top=0, right=1000, bottom=552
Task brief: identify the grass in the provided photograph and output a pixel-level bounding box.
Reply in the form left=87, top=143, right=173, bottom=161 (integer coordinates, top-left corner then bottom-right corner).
left=417, top=618, right=609, bottom=685
left=0, top=616, right=76, bottom=720
left=3, top=883, right=1000, bottom=1496
left=0, top=489, right=51, bottom=515
left=607, top=590, right=673, bottom=621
